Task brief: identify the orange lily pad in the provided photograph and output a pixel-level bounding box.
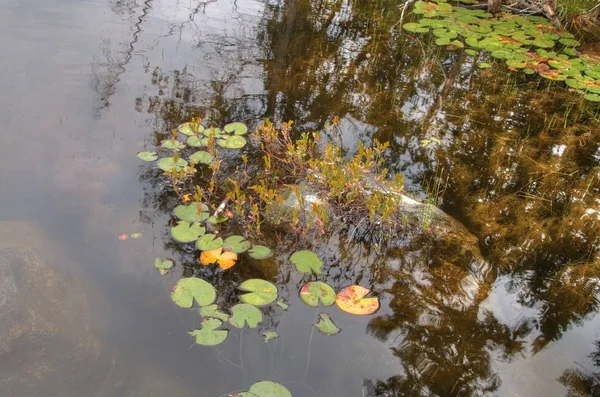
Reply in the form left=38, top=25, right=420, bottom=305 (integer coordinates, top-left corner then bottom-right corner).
left=335, top=285, right=380, bottom=315
left=200, top=247, right=238, bottom=270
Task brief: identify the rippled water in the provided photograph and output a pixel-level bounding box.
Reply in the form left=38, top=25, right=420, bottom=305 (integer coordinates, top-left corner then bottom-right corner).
left=0, top=0, right=599, bottom=396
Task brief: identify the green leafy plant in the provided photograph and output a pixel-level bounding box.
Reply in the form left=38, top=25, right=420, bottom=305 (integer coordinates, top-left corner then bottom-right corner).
left=171, top=277, right=216, bottom=308
left=290, top=250, right=323, bottom=275
left=238, top=279, right=278, bottom=306
left=299, top=281, right=336, bottom=307
left=189, top=318, right=228, bottom=346
left=314, top=313, right=341, bottom=335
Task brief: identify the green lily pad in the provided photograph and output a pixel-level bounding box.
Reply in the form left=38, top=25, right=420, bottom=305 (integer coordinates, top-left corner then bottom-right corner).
left=173, top=203, right=209, bottom=222
left=478, top=62, right=491, bottom=69
left=239, top=279, right=278, bottom=306
left=207, top=216, right=229, bottom=224
left=171, top=277, right=216, bottom=308
left=299, top=281, right=336, bottom=307
left=171, top=221, right=205, bottom=243
left=465, top=49, right=478, bottom=56
left=189, top=151, right=213, bottom=165
left=584, top=93, right=600, bottom=102
left=187, top=135, right=209, bottom=147
left=199, top=304, right=229, bottom=321
left=248, top=245, right=272, bottom=260
left=137, top=151, right=158, bottom=161
left=224, top=122, right=248, bottom=135
left=161, top=139, right=185, bottom=151
left=559, top=37, right=579, bottom=47
left=403, top=22, right=429, bottom=33
left=229, top=303, right=263, bottom=329
left=565, top=79, right=585, bottom=89
left=196, top=234, right=223, bottom=251
left=435, top=37, right=451, bottom=46
left=217, top=135, right=247, bottom=149
left=263, top=331, right=279, bottom=342
left=189, top=318, right=228, bottom=346
left=154, top=258, right=173, bottom=275
left=157, top=157, right=188, bottom=172
left=178, top=122, right=204, bottom=136
left=203, top=127, right=223, bottom=138
left=314, top=313, right=341, bottom=335
left=276, top=300, right=289, bottom=310
left=222, top=235, right=251, bottom=253
left=240, top=381, right=292, bottom=397
left=290, top=250, right=323, bottom=275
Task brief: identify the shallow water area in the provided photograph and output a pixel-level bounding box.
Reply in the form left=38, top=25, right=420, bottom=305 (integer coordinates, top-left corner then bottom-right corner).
left=0, top=0, right=599, bottom=396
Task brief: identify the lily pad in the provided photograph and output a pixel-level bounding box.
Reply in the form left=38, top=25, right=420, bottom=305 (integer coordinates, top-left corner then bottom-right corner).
left=403, top=22, right=429, bottom=33
left=239, top=279, right=278, bottom=306
left=224, top=122, right=248, bottom=135
left=137, top=151, right=158, bottom=161
left=199, top=304, right=229, bottom=321
left=154, top=258, right=173, bottom=275
left=157, top=157, right=188, bottom=172
left=203, top=127, right=223, bottom=138
left=161, top=139, right=185, bottom=151
left=290, top=250, right=323, bottom=275
left=217, top=135, right=247, bottom=149
left=335, top=285, right=380, bottom=315
left=314, top=313, right=341, bottom=335
left=171, top=277, right=216, bottom=308
left=200, top=247, right=238, bottom=270
left=263, top=331, right=279, bottom=342
left=222, top=235, right=252, bottom=253
left=178, top=122, right=205, bottom=136
left=207, top=216, right=229, bottom=224
left=189, top=318, right=228, bottom=346
left=173, top=203, right=209, bottom=222
left=240, top=381, right=292, bottom=397
left=170, top=221, right=205, bottom=243
left=276, top=300, right=289, bottom=310
left=584, top=93, right=600, bottom=102
left=299, top=282, right=336, bottom=307
left=189, top=151, right=213, bottom=165
left=229, top=303, right=263, bottom=329
left=187, top=135, right=209, bottom=147
left=196, top=234, right=224, bottom=251
left=248, top=245, right=272, bottom=260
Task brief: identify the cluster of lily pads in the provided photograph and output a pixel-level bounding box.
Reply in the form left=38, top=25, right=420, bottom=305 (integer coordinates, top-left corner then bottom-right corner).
left=136, top=119, right=248, bottom=172
left=141, top=119, right=381, bottom=397
left=403, top=0, right=600, bottom=102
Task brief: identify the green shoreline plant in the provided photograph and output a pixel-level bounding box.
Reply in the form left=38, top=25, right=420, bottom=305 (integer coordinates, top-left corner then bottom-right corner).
left=404, top=0, right=600, bottom=102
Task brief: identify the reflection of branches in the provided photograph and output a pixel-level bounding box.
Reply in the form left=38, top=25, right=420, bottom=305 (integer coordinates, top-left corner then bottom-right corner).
left=560, top=340, right=600, bottom=397
left=91, top=0, right=153, bottom=116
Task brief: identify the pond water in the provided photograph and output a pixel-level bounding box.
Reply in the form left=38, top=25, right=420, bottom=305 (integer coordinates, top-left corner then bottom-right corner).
left=0, top=0, right=599, bottom=396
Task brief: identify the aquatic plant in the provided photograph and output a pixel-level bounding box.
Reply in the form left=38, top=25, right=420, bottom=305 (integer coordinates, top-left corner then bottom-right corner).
left=335, top=285, right=380, bottom=315
left=314, top=313, right=341, bottom=335
left=403, top=1, right=600, bottom=102
left=299, top=281, right=336, bottom=307
left=289, top=250, right=323, bottom=275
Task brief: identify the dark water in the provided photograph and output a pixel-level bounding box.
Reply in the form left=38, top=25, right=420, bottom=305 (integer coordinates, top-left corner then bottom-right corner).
left=1, top=0, right=599, bottom=396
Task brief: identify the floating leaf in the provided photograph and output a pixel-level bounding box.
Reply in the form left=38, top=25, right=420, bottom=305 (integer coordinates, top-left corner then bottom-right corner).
left=189, top=318, right=228, bottom=346
left=224, top=122, right=248, bottom=135
left=335, top=285, right=380, bottom=315
left=200, top=247, right=238, bottom=270
left=239, top=279, right=278, bottom=306
left=187, top=135, right=209, bottom=147
left=157, top=157, right=188, bottom=172
left=217, top=135, right=247, bottom=149
left=248, top=245, right=272, bottom=260
left=242, top=381, right=292, bottom=397
left=130, top=232, right=142, bottom=239
left=199, top=304, right=229, bottom=321
left=276, top=300, right=289, bottom=310
left=290, top=250, right=323, bottom=275
left=161, top=139, right=185, bottom=151
left=314, top=313, right=341, bottom=335
left=263, top=331, right=279, bottom=342
left=137, top=151, right=158, bottom=161
left=118, top=233, right=128, bottom=240
left=584, top=93, right=600, bottom=102
left=229, top=303, right=263, bottom=329
left=178, top=122, right=204, bottom=136
left=559, top=37, right=579, bottom=47
left=207, top=216, right=229, bottom=224
left=171, top=277, right=216, bottom=308
left=403, top=22, right=429, bottom=33
left=171, top=221, right=205, bottom=243
left=196, top=234, right=224, bottom=251
left=189, top=151, right=213, bottom=165
left=478, top=62, right=491, bottom=69
left=174, top=203, right=209, bottom=222
left=300, top=282, right=336, bottom=307
left=203, top=127, right=223, bottom=137
left=223, top=235, right=252, bottom=253
left=155, top=258, right=173, bottom=275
